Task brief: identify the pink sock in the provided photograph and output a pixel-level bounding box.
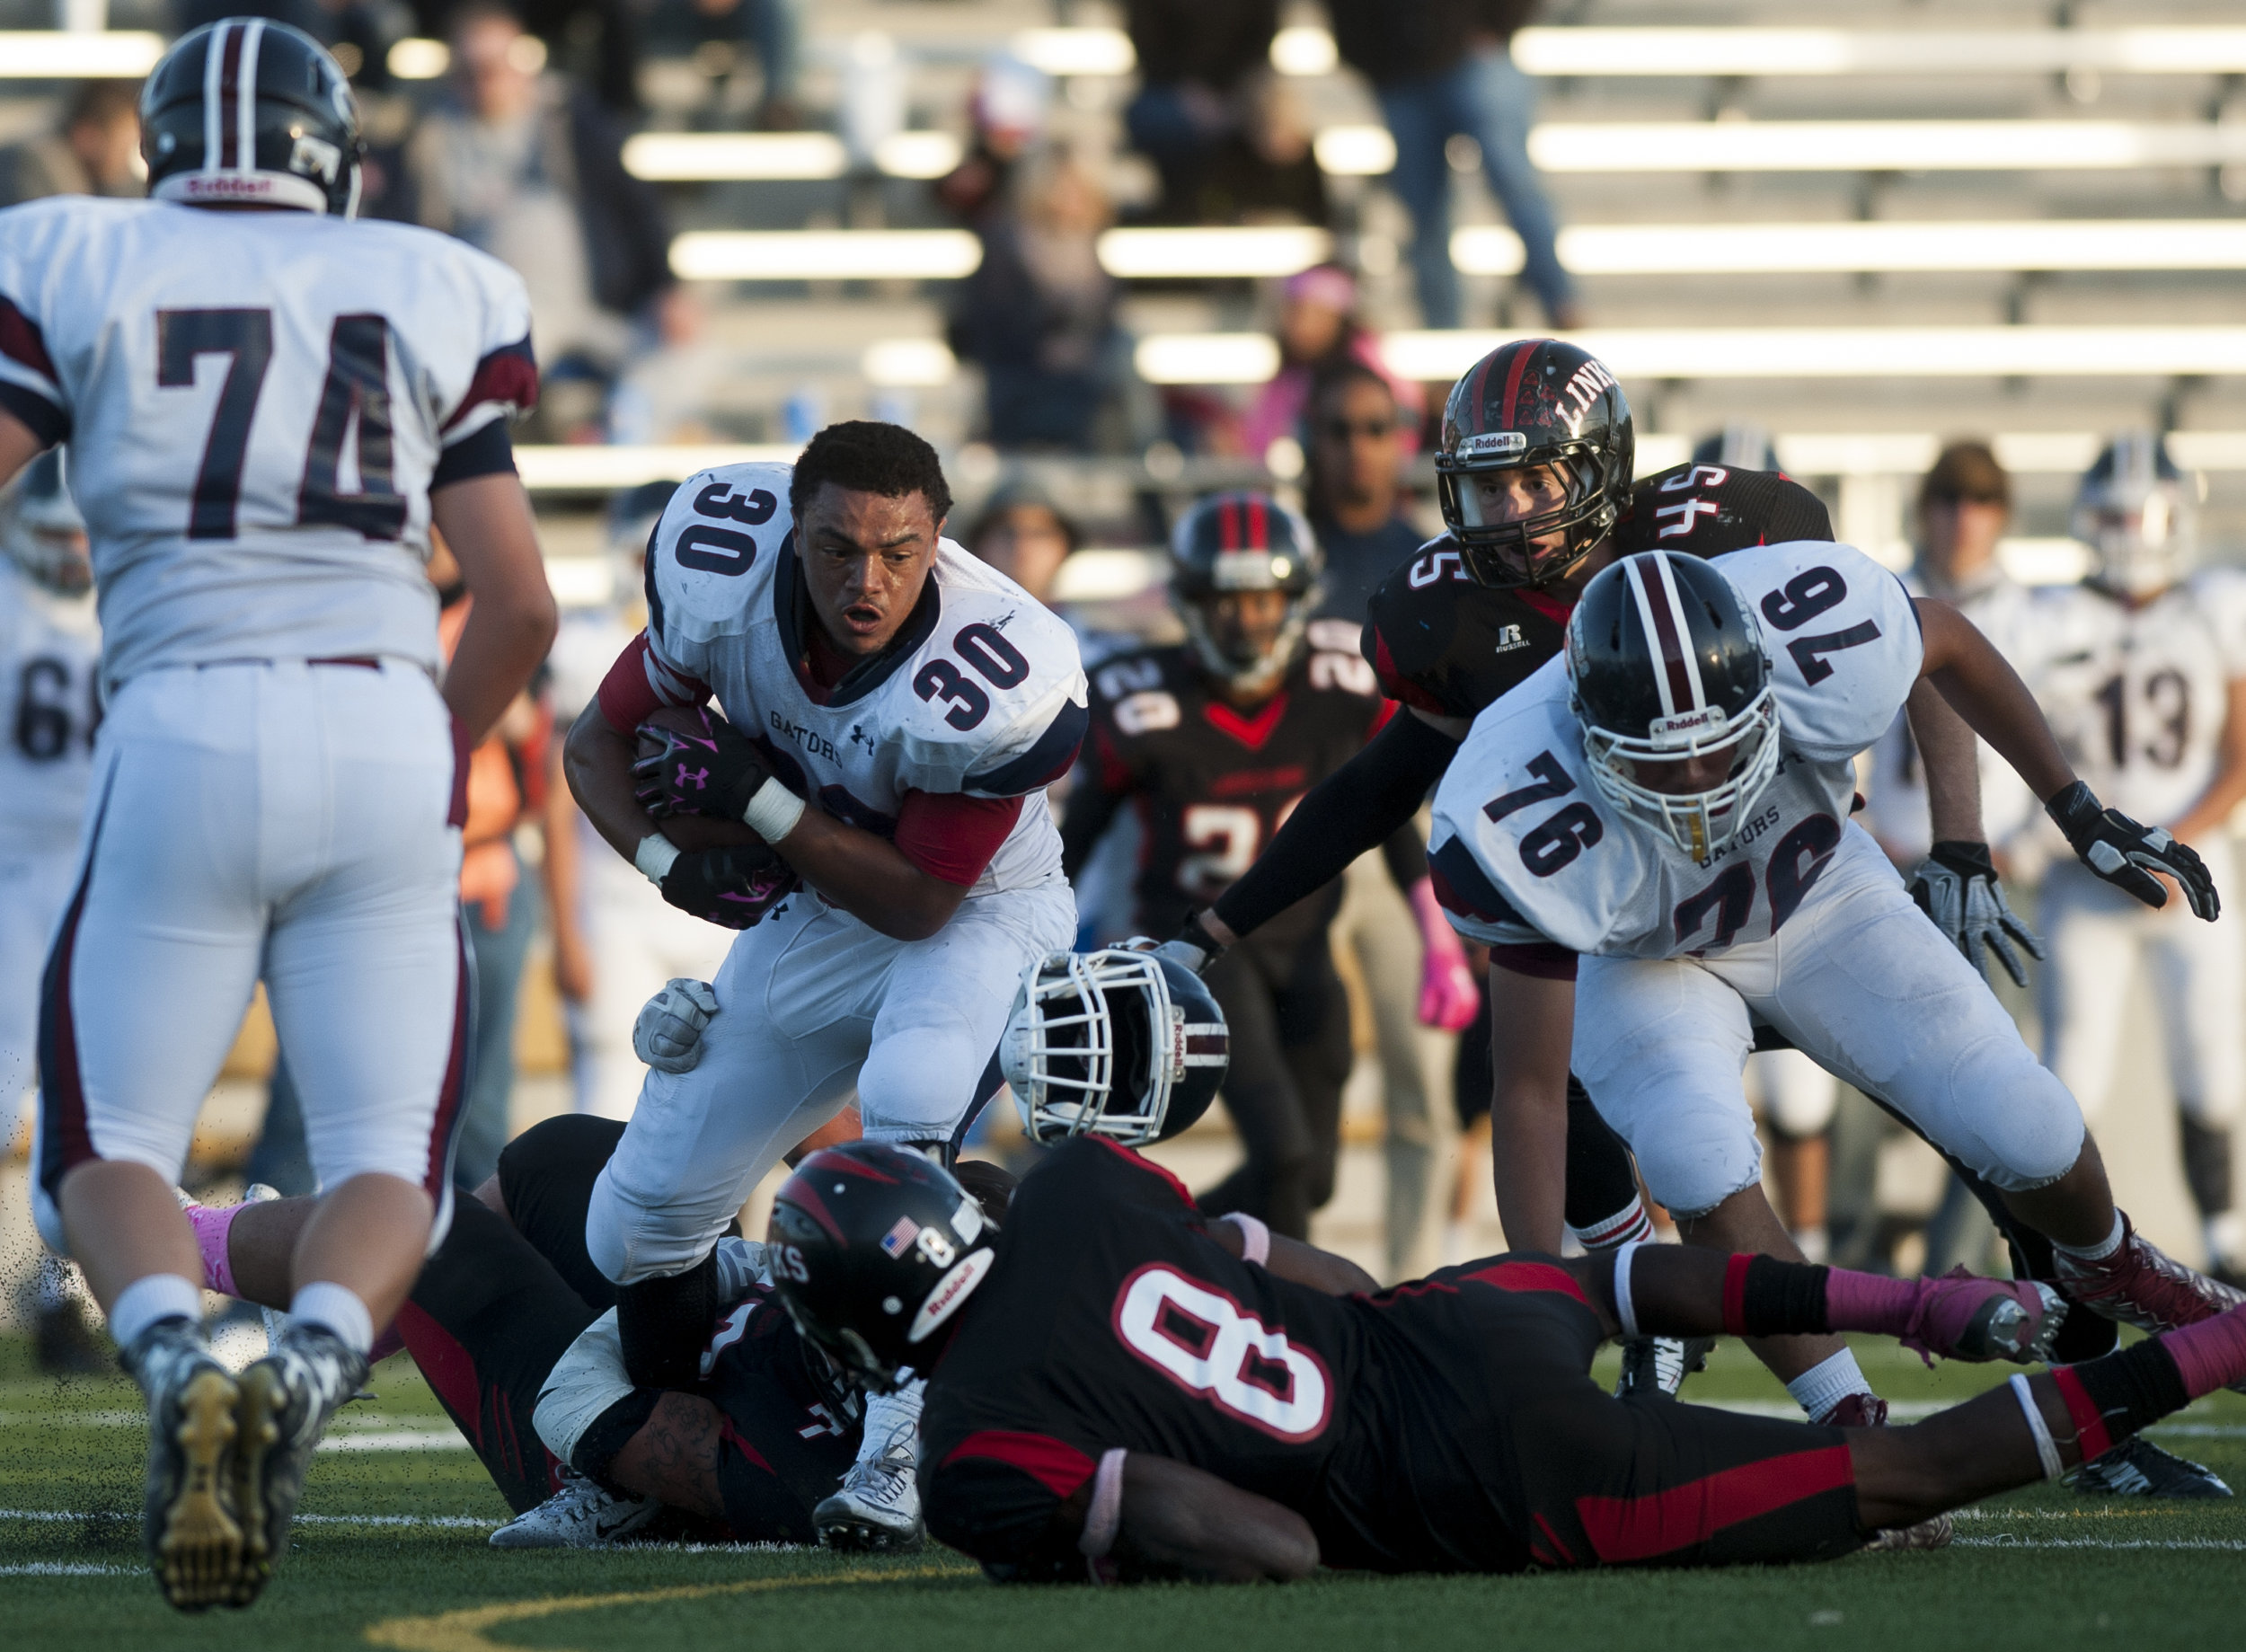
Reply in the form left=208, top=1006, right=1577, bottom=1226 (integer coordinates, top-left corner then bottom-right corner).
left=183, top=1200, right=243, bottom=1298
left=1820, top=1268, right=1921, bottom=1336
left=2159, top=1305, right=2246, bottom=1400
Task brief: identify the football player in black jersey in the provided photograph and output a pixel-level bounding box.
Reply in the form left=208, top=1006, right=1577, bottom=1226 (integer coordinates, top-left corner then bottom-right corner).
left=1149, top=340, right=2017, bottom=1418
left=767, top=1136, right=2246, bottom=1582
left=1061, top=492, right=1461, bottom=1238
left=184, top=1116, right=875, bottom=1546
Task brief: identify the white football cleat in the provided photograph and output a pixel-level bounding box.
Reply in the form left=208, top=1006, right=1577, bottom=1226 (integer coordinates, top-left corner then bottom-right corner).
left=490, top=1471, right=662, bottom=1549
left=815, top=1381, right=924, bottom=1551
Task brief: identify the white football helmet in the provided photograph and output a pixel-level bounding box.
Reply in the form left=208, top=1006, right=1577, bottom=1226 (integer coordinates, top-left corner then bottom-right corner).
left=1, top=448, right=90, bottom=596
left=1001, top=950, right=1227, bottom=1146
left=2075, top=430, right=2201, bottom=599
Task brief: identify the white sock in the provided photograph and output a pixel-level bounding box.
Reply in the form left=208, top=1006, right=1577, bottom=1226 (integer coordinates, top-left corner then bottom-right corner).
left=290, top=1282, right=375, bottom=1356
left=110, top=1273, right=203, bottom=1347
left=861, top=1376, right=925, bottom=1465
left=2053, top=1211, right=2127, bottom=1264
left=1784, top=1347, right=1874, bottom=1423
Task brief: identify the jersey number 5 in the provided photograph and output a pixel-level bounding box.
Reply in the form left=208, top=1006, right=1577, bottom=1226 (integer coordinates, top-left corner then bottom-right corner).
left=156, top=309, right=407, bottom=542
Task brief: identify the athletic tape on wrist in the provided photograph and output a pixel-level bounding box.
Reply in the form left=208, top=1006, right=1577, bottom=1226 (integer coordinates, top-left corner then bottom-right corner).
left=2011, top=1374, right=2065, bottom=1481
left=1079, top=1447, right=1127, bottom=1565
left=1223, top=1212, right=1271, bottom=1267
left=634, top=833, right=681, bottom=886
left=1611, top=1239, right=1642, bottom=1339
left=742, top=776, right=806, bottom=843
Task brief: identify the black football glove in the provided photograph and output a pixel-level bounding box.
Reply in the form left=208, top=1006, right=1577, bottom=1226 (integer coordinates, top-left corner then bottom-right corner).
left=1128, top=911, right=1227, bottom=976
left=632, top=704, right=779, bottom=821
left=2046, top=781, right=2220, bottom=921
left=1908, top=841, right=2046, bottom=988
left=658, top=843, right=799, bottom=930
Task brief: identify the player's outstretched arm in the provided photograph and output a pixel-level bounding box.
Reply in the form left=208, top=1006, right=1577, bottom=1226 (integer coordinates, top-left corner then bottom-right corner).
left=1485, top=965, right=1575, bottom=1253
left=1204, top=1215, right=1378, bottom=1295
left=1068, top=1453, right=1318, bottom=1584
left=0, top=405, right=45, bottom=492
left=433, top=472, right=560, bottom=744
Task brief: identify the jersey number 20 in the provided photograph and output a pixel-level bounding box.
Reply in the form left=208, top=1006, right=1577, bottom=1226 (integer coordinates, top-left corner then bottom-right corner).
left=156, top=309, right=407, bottom=541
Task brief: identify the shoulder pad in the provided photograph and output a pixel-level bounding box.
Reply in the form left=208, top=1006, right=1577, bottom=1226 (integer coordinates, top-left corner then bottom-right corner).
left=1726, top=540, right=1923, bottom=761
left=1617, top=463, right=1834, bottom=560
left=644, top=463, right=793, bottom=653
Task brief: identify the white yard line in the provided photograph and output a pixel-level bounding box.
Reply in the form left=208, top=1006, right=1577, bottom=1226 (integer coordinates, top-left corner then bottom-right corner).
left=0, top=1507, right=496, bottom=1530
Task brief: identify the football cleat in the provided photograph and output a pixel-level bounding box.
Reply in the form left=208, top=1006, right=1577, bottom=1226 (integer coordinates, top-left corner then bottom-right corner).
left=2054, top=1215, right=2246, bottom=1336
left=2067, top=1436, right=2233, bottom=1500
left=1898, top=1270, right=2068, bottom=1365
left=1614, top=1336, right=1712, bottom=1400
left=229, top=1322, right=368, bottom=1606
left=489, top=1471, right=663, bottom=1548
left=815, top=1384, right=924, bottom=1552
left=1865, top=1514, right=1954, bottom=1551
left=120, top=1319, right=244, bottom=1611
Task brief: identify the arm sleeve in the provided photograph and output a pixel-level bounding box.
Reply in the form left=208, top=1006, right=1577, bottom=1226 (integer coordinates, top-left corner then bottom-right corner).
left=893, top=791, right=1025, bottom=887
left=593, top=630, right=712, bottom=733
left=1058, top=726, right=1131, bottom=884
left=925, top=1435, right=1095, bottom=1576
left=1380, top=815, right=1428, bottom=892
left=1211, top=710, right=1459, bottom=939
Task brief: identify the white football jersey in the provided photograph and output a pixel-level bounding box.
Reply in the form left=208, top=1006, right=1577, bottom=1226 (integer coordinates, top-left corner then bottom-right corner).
left=0, top=560, right=98, bottom=851
left=2023, top=570, right=2246, bottom=830
left=0, top=196, right=535, bottom=689
left=1429, top=539, right=1922, bottom=959
left=618, top=463, right=1086, bottom=896
left=1860, top=568, right=2041, bottom=861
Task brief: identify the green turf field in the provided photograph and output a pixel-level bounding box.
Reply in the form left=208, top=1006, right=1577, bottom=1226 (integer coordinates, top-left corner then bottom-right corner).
left=4, top=1331, right=2242, bottom=1652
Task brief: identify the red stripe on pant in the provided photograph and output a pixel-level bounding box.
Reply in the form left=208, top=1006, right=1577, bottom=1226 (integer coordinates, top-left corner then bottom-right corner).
left=394, top=1299, right=562, bottom=1511
left=422, top=917, right=475, bottom=1199
left=1573, top=1444, right=1854, bottom=1563
left=35, top=776, right=116, bottom=1207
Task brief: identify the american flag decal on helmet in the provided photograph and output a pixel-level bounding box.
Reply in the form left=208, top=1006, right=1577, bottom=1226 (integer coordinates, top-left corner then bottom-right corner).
left=880, top=1215, right=920, bottom=1259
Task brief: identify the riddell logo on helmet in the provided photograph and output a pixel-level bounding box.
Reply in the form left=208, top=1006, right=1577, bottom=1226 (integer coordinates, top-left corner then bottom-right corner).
left=1458, top=431, right=1527, bottom=461
left=1650, top=706, right=1725, bottom=743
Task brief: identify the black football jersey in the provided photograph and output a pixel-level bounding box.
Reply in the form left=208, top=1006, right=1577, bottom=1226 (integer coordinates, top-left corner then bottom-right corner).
left=920, top=1138, right=1612, bottom=1577
left=1067, top=632, right=1392, bottom=950
left=1362, top=463, right=1834, bottom=722
left=698, top=1282, right=863, bottom=1539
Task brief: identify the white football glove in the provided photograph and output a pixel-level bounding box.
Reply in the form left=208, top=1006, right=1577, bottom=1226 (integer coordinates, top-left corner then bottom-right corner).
left=1907, top=841, right=2045, bottom=988
left=632, top=977, right=720, bottom=1073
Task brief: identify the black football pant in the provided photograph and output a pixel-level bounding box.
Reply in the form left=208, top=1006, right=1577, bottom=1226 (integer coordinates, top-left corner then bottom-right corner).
left=1198, top=935, right=1354, bottom=1240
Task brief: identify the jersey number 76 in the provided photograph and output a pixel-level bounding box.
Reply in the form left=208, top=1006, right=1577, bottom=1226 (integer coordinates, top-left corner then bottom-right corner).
left=157, top=308, right=407, bottom=542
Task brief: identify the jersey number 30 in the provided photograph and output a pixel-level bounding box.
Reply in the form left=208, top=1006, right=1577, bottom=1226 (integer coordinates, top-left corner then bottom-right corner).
left=156, top=309, right=407, bottom=542
left=1112, top=1265, right=1331, bottom=1440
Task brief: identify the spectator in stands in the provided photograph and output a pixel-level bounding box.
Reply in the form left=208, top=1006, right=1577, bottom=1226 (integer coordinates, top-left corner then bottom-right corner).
left=965, top=481, right=1080, bottom=604
left=949, top=148, right=1128, bottom=452
left=1301, top=360, right=1463, bottom=1277
left=407, top=0, right=643, bottom=111
left=0, top=80, right=140, bottom=208
left=404, top=1, right=680, bottom=437
left=1242, top=264, right=1424, bottom=468
left=1123, top=0, right=1323, bottom=225
left=936, top=54, right=1051, bottom=230
left=643, top=0, right=801, bottom=129
left=1327, top=0, right=1580, bottom=329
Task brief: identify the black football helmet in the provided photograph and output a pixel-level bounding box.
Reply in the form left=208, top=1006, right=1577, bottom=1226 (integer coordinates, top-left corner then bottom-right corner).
left=1169, top=490, right=1322, bottom=694
left=1436, top=339, right=1634, bottom=589
left=1691, top=422, right=1779, bottom=473
left=767, top=1144, right=997, bottom=1391
left=1, top=448, right=91, bottom=597
left=1001, top=950, right=1227, bottom=1146
left=1567, top=552, right=1778, bottom=862
left=141, top=19, right=363, bottom=216
left=2074, top=429, right=2200, bottom=599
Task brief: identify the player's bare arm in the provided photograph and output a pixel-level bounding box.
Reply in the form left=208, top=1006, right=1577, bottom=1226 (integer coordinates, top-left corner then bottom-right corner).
left=1201, top=1213, right=1380, bottom=1295
left=1055, top=1453, right=1319, bottom=1583
left=608, top=1391, right=728, bottom=1519
left=431, top=472, right=559, bottom=744
left=1904, top=678, right=1985, bottom=843
left=1484, top=967, right=1576, bottom=1252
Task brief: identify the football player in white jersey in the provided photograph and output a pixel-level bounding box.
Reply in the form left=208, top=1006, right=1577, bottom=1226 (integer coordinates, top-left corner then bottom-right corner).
left=563, top=420, right=1084, bottom=1549
left=1429, top=544, right=2241, bottom=1443
left=2026, top=435, right=2246, bottom=1284
left=0, top=21, right=556, bottom=1610
left=0, top=450, right=103, bottom=1371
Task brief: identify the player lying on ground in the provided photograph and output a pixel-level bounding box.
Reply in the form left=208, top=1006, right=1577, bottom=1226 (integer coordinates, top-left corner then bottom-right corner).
left=181, top=1113, right=889, bottom=1547
left=767, top=1134, right=2246, bottom=1582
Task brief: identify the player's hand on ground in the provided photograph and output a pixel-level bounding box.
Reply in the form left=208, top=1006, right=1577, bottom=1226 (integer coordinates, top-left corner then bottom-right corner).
left=632, top=978, right=721, bottom=1072
left=2047, top=782, right=2220, bottom=920
left=657, top=843, right=800, bottom=931
left=1907, top=841, right=2045, bottom=988
left=632, top=703, right=781, bottom=821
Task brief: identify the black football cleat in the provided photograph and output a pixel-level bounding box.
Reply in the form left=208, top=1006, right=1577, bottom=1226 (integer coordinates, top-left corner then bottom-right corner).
left=2067, top=1436, right=2233, bottom=1500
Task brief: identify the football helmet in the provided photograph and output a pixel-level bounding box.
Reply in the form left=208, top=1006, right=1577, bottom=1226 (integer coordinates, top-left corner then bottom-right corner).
left=2074, top=430, right=2201, bottom=599
left=1435, top=338, right=1634, bottom=588
left=1692, top=422, right=1778, bottom=473
left=1568, top=552, right=1778, bottom=861
left=1169, top=490, right=1322, bottom=694
left=1001, top=950, right=1228, bottom=1147
left=767, top=1144, right=998, bottom=1391
left=1, top=449, right=91, bottom=597
left=140, top=19, right=363, bottom=217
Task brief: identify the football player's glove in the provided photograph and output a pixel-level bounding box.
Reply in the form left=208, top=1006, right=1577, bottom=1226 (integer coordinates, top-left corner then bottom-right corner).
left=1908, top=841, right=2045, bottom=988
left=632, top=978, right=721, bottom=1073
left=658, top=844, right=799, bottom=930
left=632, top=704, right=782, bottom=822
left=1132, top=911, right=1227, bottom=977
left=2047, top=782, right=2220, bottom=920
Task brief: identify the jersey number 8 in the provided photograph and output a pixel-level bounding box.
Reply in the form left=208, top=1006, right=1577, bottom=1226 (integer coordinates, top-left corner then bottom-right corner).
left=1112, top=1265, right=1331, bottom=1441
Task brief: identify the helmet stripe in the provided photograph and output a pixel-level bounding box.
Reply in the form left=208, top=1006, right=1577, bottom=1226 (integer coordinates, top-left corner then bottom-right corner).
left=1247, top=493, right=1267, bottom=549
left=1624, top=556, right=1696, bottom=716
left=1497, top=340, right=1543, bottom=432
left=1649, top=552, right=1709, bottom=711
left=236, top=19, right=266, bottom=179
left=201, top=21, right=227, bottom=172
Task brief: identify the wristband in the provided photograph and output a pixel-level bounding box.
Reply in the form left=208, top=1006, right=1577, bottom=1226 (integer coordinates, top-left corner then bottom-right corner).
left=2011, top=1374, right=2065, bottom=1480
left=634, top=833, right=681, bottom=886
left=741, top=775, right=807, bottom=843
left=1222, top=1212, right=1271, bottom=1267
left=1611, top=1239, right=1642, bottom=1340
left=1078, top=1447, right=1127, bottom=1564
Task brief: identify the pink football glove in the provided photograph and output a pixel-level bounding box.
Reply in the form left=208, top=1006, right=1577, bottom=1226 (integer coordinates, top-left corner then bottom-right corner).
left=1409, top=879, right=1481, bottom=1031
